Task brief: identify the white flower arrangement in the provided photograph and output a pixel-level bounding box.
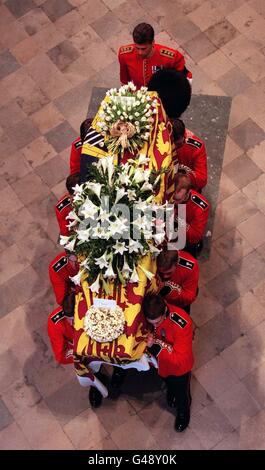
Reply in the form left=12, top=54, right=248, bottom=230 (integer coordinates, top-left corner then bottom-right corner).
left=83, top=305, right=125, bottom=342
left=97, top=82, right=159, bottom=155
left=60, top=155, right=167, bottom=292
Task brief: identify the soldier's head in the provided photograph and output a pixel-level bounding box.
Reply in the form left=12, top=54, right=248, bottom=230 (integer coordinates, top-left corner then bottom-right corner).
left=133, top=23, right=154, bottom=58
left=171, top=119, right=186, bottom=148
left=157, top=249, right=178, bottom=281
left=174, top=174, right=191, bottom=204
left=63, top=292, right=75, bottom=317
left=142, top=293, right=167, bottom=327
left=80, top=117, right=93, bottom=142
left=66, top=173, right=80, bottom=195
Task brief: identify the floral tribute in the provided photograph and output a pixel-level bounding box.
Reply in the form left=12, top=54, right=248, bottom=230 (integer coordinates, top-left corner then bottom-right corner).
left=96, top=82, right=158, bottom=155
left=83, top=305, right=125, bottom=343
left=60, top=155, right=166, bottom=294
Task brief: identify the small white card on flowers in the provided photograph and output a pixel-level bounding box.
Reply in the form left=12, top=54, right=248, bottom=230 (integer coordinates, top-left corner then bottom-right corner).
left=115, top=96, right=136, bottom=106
left=93, top=298, right=117, bottom=310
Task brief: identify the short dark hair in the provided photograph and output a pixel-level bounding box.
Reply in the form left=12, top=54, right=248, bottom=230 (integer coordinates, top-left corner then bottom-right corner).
left=157, top=250, right=178, bottom=271
left=63, top=292, right=75, bottom=317
left=80, top=117, right=93, bottom=142
left=66, top=173, right=80, bottom=195
left=175, top=174, right=192, bottom=192
left=171, top=119, right=185, bottom=140
left=133, top=23, right=154, bottom=44
left=142, top=293, right=166, bottom=320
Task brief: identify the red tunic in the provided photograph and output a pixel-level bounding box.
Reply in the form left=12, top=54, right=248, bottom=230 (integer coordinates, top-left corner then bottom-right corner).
left=48, top=252, right=79, bottom=305
left=118, top=43, right=192, bottom=89
left=70, top=137, right=82, bottom=175
left=55, top=193, right=72, bottom=236
left=153, top=304, right=194, bottom=377
left=47, top=306, right=74, bottom=365
left=175, top=130, right=207, bottom=190
left=157, top=250, right=199, bottom=307
left=174, top=190, right=210, bottom=245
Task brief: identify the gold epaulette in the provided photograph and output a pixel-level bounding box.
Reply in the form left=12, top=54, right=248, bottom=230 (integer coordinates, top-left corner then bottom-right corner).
left=160, top=48, right=175, bottom=58
left=119, top=45, right=134, bottom=54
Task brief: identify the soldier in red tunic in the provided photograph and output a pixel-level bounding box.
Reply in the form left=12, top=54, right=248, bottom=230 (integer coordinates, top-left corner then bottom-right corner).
left=48, top=251, right=80, bottom=305
left=69, top=118, right=93, bottom=175
left=171, top=119, right=207, bottom=191
left=143, top=293, right=193, bottom=432
left=47, top=293, right=75, bottom=365
left=173, top=175, right=210, bottom=257
left=55, top=173, right=80, bottom=236
left=156, top=249, right=199, bottom=314
left=118, top=23, right=192, bottom=89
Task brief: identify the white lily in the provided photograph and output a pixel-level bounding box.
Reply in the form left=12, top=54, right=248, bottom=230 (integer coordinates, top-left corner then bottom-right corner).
left=80, top=257, right=89, bottom=268
left=122, top=259, right=132, bottom=279
left=80, top=199, right=98, bottom=219
left=104, top=263, right=116, bottom=279
left=127, top=189, right=136, bottom=201
left=141, top=181, right=153, bottom=191
left=142, top=229, right=153, bottom=240
left=66, top=219, right=78, bottom=229
left=108, top=217, right=128, bottom=237
left=128, top=239, right=142, bottom=253
left=106, top=156, right=114, bottom=186
left=64, top=238, right=76, bottom=252
left=114, top=187, right=126, bottom=204
left=118, top=172, right=131, bottom=185
left=138, top=264, right=154, bottom=281
left=98, top=208, right=110, bottom=222
left=66, top=210, right=80, bottom=223
left=129, top=266, right=139, bottom=283
left=70, top=269, right=85, bottom=286
left=132, top=215, right=150, bottom=230
left=148, top=243, right=162, bottom=255
left=72, top=183, right=84, bottom=195
left=133, top=168, right=145, bottom=184
left=152, top=232, right=165, bottom=245
left=138, top=154, right=150, bottom=165
left=59, top=235, right=71, bottom=246
left=113, top=241, right=127, bottom=255
left=76, top=228, right=91, bottom=242
left=90, top=274, right=101, bottom=293
left=86, top=182, right=102, bottom=199
left=95, top=252, right=109, bottom=269
left=92, top=224, right=107, bottom=239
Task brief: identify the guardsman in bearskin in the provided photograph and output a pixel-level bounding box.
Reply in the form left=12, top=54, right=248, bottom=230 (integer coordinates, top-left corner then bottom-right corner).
left=171, top=119, right=207, bottom=191
left=48, top=251, right=80, bottom=305
left=118, top=23, right=192, bottom=89
left=143, top=293, right=193, bottom=432
left=173, top=174, right=210, bottom=257
left=69, top=118, right=93, bottom=175
left=55, top=173, right=80, bottom=236
left=47, top=293, right=75, bottom=365
left=156, top=249, right=199, bottom=314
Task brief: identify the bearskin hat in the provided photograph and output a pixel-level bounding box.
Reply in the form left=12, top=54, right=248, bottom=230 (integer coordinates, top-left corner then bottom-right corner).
left=148, top=69, right=191, bottom=118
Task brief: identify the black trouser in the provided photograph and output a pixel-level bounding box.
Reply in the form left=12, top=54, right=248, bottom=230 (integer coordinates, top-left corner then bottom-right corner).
left=165, top=372, right=191, bottom=412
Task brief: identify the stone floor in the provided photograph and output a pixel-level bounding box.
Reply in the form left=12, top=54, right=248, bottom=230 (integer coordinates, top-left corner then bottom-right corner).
left=0, top=0, right=265, bottom=451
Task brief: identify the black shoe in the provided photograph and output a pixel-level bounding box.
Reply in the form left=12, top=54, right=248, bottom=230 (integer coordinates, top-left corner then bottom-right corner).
left=89, top=386, right=103, bottom=408
left=167, top=392, right=178, bottom=408
left=174, top=411, right=190, bottom=432
left=109, top=368, right=126, bottom=400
